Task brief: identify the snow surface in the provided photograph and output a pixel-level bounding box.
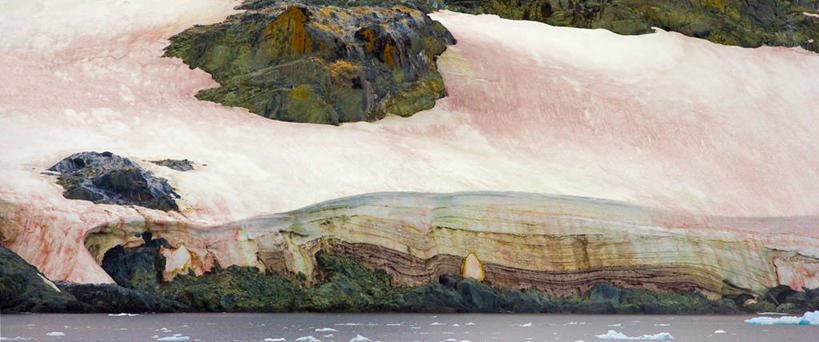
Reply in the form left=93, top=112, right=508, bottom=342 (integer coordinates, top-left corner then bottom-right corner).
left=744, top=311, right=819, bottom=325
left=1, top=1, right=819, bottom=285
left=595, top=330, right=674, bottom=340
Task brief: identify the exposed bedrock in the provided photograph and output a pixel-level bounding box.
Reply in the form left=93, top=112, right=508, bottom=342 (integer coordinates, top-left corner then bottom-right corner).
left=238, top=0, right=819, bottom=52
left=150, top=159, right=195, bottom=172
left=48, top=152, right=181, bottom=211
left=164, top=2, right=454, bottom=124
left=82, top=192, right=819, bottom=302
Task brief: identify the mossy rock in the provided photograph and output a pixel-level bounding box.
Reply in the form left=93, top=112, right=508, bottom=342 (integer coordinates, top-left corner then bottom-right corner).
left=165, top=2, right=455, bottom=125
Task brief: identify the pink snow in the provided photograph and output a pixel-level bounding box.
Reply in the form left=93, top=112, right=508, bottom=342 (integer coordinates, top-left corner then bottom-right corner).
left=0, top=2, right=818, bottom=283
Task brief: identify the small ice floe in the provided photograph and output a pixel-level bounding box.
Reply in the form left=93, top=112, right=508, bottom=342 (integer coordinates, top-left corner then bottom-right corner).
left=314, top=328, right=337, bottom=332
left=108, top=313, right=139, bottom=317
left=430, top=322, right=445, bottom=326
left=517, top=322, right=533, bottom=327
left=653, top=324, right=670, bottom=327
left=565, top=321, right=587, bottom=326
left=713, top=330, right=726, bottom=334
left=744, top=311, right=819, bottom=326
left=323, top=334, right=333, bottom=338
left=335, top=323, right=362, bottom=326
left=445, top=339, right=457, bottom=342
left=608, top=324, right=622, bottom=327
left=295, top=337, right=321, bottom=342
left=1, top=337, right=34, bottom=341
left=349, top=335, right=371, bottom=342
left=385, top=323, right=401, bottom=326
left=156, top=334, right=190, bottom=341
left=594, top=330, right=674, bottom=340
left=465, top=322, right=476, bottom=326
left=263, top=339, right=286, bottom=342
left=158, top=328, right=172, bottom=333
left=452, top=323, right=460, bottom=327
left=45, top=332, right=65, bottom=337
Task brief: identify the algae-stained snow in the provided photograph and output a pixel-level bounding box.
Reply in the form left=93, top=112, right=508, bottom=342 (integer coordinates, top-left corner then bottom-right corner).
left=0, top=0, right=818, bottom=288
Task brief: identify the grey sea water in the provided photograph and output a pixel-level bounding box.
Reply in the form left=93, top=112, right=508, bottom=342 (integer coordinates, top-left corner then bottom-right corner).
left=1, top=313, right=816, bottom=342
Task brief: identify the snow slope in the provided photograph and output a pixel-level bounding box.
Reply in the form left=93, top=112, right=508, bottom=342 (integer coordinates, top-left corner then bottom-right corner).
left=0, top=1, right=817, bottom=283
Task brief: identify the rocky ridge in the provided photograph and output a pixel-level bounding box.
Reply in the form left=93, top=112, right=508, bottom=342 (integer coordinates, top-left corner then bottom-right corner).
left=164, top=1, right=454, bottom=124
left=48, top=152, right=180, bottom=211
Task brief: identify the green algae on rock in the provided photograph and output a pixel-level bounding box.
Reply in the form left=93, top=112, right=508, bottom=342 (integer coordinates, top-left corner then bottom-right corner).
left=164, top=2, right=454, bottom=125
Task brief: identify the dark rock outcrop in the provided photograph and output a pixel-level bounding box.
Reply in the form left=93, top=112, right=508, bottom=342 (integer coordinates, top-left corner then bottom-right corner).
left=448, top=0, right=819, bottom=53
left=164, top=2, right=454, bottom=125
left=151, top=159, right=195, bottom=172
left=101, top=232, right=170, bottom=293
left=0, top=246, right=82, bottom=313
left=49, top=152, right=180, bottom=211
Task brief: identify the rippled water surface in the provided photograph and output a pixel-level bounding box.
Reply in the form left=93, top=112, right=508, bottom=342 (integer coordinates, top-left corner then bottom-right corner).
left=1, top=313, right=817, bottom=341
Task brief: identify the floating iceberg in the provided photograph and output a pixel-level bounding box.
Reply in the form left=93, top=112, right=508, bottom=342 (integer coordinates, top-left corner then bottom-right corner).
left=713, top=330, right=726, bottom=334
left=108, top=313, right=139, bottom=317
left=744, top=311, right=819, bottom=326
left=595, top=330, right=674, bottom=340
left=1, top=337, right=33, bottom=341
left=156, top=334, right=189, bottom=341
left=349, top=335, right=371, bottom=342
left=314, top=328, right=337, bottom=332
left=45, top=332, right=65, bottom=337
left=263, top=339, right=286, bottom=342
left=295, top=337, right=321, bottom=342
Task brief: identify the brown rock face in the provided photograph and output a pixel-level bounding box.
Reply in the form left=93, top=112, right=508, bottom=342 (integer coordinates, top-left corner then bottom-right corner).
left=263, top=6, right=313, bottom=56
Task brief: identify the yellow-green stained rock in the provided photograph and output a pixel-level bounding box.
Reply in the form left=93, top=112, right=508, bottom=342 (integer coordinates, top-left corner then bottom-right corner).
left=164, top=3, right=454, bottom=125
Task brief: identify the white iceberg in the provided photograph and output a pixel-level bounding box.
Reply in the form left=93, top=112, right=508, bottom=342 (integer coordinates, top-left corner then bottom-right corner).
left=295, top=337, right=321, bottom=342
left=595, top=330, right=674, bottom=340
left=1, top=337, right=34, bottom=341
left=517, top=322, right=532, bottom=327
left=349, top=335, right=371, bottom=342
left=108, top=313, right=139, bottom=317
left=314, top=328, right=337, bottom=332
left=263, top=339, right=286, bottom=342
left=45, top=332, right=65, bottom=337
left=713, top=330, right=726, bottom=334
left=157, top=334, right=189, bottom=342
left=744, top=311, right=819, bottom=326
